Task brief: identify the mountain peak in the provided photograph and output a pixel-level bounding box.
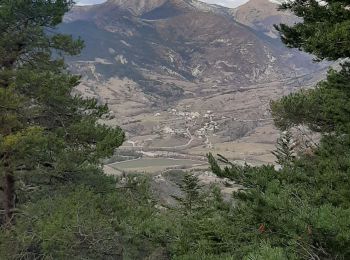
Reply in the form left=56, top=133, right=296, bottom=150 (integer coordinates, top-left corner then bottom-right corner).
left=106, top=0, right=204, bottom=16
left=105, top=0, right=182, bottom=15
left=233, top=0, right=295, bottom=38
left=101, top=0, right=228, bottom=16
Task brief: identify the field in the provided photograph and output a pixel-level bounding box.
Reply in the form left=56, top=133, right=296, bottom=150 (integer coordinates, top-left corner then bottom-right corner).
left=110, top=158, right=207, bottom=173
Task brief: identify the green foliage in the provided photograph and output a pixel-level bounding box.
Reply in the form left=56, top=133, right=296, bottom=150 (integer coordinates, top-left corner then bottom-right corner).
left=276, top=0, right=350, bottom=61
left=207, top=144, right=350, bottom=259
left=0, top=0, right=124, bottom=226
left=207, top=152, right=223, bottom=176
left=272, top=130, right=296, bottom=166
left=271, top=63, right=350, bottom=133
left=244, top=243, right=289, bottom=260
left=0, top=173, right=170, bottom=259
left=175, top=173, right=202, bottom=213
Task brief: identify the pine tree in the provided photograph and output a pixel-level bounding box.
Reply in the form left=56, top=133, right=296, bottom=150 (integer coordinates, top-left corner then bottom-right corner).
left=201, top=1, right=350, bottom=258
left=0, top=0, right=124, bottom=226
left=272, top=0, right=350, bottom=133
left=175, top=173, right=202, bottom=214
left=272, top=130, right=296, bottom=167
left=207, top=152, right=222, bottom=176
left=275, top=0, right=350, bottom=61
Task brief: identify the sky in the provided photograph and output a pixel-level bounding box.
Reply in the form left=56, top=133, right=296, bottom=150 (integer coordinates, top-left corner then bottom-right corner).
left=76, top=0, right=107, bottom=5
left=199, top=0, right=249, bottom=7
left=75, top=0, right=252, bottom=8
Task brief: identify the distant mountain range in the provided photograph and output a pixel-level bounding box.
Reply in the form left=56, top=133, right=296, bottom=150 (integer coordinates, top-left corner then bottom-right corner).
left=61, top=0, right=327, bottom=165
left=62, top=0, right=320, bottom=101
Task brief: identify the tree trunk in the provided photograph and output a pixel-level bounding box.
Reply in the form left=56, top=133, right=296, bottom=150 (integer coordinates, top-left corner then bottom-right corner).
left=3, top=171, right=15, bottom=226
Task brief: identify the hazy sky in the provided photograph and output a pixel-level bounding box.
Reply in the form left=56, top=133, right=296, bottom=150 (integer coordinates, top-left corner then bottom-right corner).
left=200, top=0, right=249, bottom=7
left=75, top=0, right=251, bottom=8
left=76, top=0, right=107, bottom=5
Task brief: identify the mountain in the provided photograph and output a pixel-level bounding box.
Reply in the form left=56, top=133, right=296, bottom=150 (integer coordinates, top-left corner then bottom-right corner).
left=233, top=0, right=297, bottom=39
left=61, top=0, right=327, bottom=166
left=63, top=0, right=317, bottom=96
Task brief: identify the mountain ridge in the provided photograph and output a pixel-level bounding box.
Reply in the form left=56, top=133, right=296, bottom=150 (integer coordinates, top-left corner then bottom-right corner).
left=64, top=0, right=317, bottom=90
